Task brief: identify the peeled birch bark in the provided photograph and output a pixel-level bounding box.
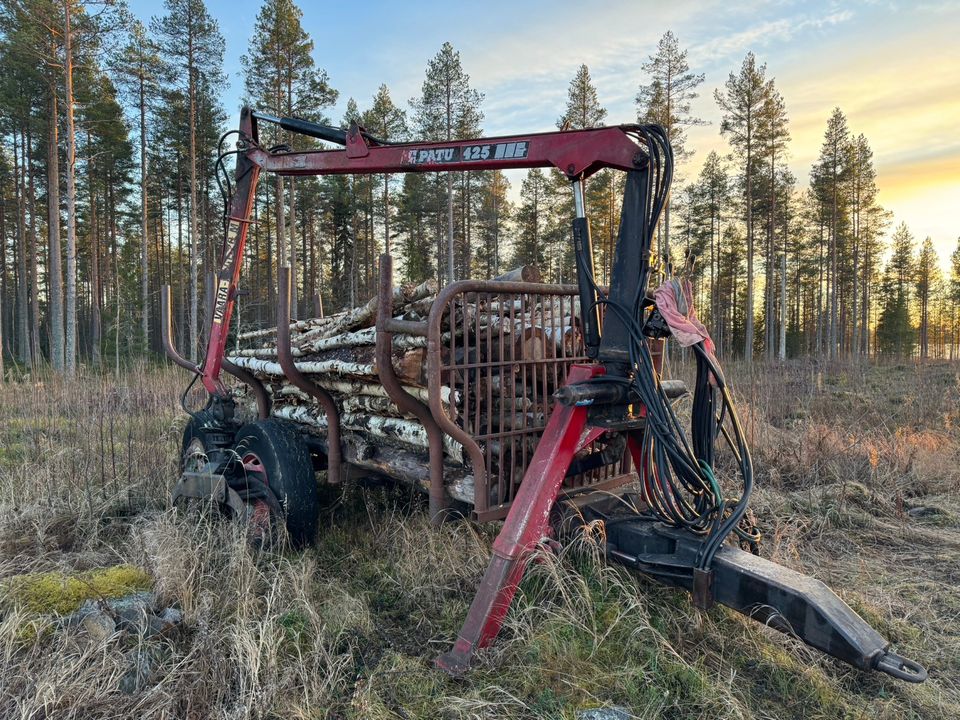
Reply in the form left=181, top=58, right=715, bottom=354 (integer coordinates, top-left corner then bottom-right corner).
left=271, top=404, right=463, bottom=462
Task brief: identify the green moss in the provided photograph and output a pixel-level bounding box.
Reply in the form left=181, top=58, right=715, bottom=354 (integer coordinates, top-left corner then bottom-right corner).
left=2, top=564, right=153, bottom=615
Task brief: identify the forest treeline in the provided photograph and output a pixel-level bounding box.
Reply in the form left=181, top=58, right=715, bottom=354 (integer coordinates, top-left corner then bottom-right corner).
left=0, top=0, right=958, bottom=376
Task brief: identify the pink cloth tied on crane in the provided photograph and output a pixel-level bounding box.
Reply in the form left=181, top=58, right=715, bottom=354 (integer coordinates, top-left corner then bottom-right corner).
left=652, top=277, right=716, bottom=357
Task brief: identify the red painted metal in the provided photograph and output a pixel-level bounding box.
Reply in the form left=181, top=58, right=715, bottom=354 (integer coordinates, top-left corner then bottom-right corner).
left=248, top=125, right=645, bottom=180
left=192, top=109, right=648, bottom=401
left=199, top=108, right=262, bottom=396
left=435, top=363, right=604, bottom=674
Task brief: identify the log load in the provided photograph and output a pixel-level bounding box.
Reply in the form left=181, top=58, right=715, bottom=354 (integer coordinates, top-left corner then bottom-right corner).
left=226, top=267, right=586, bottom=504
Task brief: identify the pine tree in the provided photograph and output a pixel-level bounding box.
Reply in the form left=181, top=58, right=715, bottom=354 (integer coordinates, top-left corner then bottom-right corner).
left=637, top=31, right=705, bottom=161
left=63, top=0, right=79, bottom=373
left=637, top=31, right=705, bottom=259
left=152, top=0, right=225, bottom=361
left=114, top=18, right=162, bottom=349
left=756, top=85, right=789, bottom=360
left=810, top=108, right=851, bottom=359
left=715, top=52, right=773, bottom=361
left=950, top=237, right=960, bottom=358
left=411, top=42, right=483, bottom=284
left=915, top=237, right=940, bottom=359
left=848, top=133, right=886, bottom=356
left=688, top=151, right=730, bottom=336
left=242, top=0, right=335, bottom=318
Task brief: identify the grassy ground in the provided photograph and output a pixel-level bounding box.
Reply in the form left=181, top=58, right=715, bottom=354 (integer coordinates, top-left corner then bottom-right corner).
left=0, top=360, right=957, bottom=719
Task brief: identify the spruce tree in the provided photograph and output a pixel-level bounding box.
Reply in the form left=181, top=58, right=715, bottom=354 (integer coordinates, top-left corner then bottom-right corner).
left=512, top=169, right=549, bottom=271
left=876, top=223, right=915, bottom=357
left=557, top=64, right=607, bottom=129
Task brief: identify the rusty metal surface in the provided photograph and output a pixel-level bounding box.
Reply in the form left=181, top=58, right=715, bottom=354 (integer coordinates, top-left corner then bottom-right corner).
left=277, top=266, right=342, bottom=485
left=426, top=279, right=628, bottom=518
left=375, top=255, right=448, bottom=523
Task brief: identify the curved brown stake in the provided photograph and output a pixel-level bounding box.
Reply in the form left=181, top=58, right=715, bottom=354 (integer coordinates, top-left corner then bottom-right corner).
left=377, top=254, right=448, bottom=524
left=278, top=266, right=342, bottom=485
left=160, top=284, right=199, bottom=374
left=222, top=359, right=270, bottom=419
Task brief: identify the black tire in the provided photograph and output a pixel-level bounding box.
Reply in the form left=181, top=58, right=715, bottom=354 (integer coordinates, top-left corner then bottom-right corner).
left=232, top=419, right=319, bottom=546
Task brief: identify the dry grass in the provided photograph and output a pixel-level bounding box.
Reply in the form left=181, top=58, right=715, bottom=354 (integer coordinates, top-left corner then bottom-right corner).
left=0, top=360, right=957, bottom=718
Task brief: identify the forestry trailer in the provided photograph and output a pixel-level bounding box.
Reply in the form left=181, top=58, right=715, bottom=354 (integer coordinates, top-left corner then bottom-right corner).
left=161, top=107, right=927, bottom=682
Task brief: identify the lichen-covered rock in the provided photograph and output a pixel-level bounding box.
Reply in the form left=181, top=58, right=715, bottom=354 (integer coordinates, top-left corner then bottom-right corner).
left=1, top=565, right=153, bottom=616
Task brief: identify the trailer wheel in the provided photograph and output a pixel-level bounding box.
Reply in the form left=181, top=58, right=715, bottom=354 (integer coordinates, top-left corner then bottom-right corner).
left=232, top=419, right=319, bottom=546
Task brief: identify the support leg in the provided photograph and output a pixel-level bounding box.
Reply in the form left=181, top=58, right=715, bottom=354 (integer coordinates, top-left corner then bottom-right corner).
left=436, top=364, right=600, bottom=674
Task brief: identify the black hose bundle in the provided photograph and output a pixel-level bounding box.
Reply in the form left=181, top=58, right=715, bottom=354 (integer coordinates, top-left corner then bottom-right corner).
left=581, top=125, right=760, bottom=569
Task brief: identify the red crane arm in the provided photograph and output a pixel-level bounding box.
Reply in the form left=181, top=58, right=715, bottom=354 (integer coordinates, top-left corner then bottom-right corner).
left=248, top=121, right=648, bottom=179
left=195, top=107, right=648, bottom=396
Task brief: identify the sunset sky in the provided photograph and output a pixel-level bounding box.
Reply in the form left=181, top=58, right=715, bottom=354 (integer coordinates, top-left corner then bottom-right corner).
left=135, top=0, right=960, bottom=262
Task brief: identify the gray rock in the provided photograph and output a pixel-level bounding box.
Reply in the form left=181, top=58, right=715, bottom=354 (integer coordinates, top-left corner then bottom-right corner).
left=907, top=506, right=943, bottom=519
left=160, top=607, right=183, bottom=626
left=81, top=610, right=116, bottom=641
left=577, top=708, right=632, bottom=720
left=110, top=591, right=157, bottom=616
left=119, top=647, right=157, bottom=695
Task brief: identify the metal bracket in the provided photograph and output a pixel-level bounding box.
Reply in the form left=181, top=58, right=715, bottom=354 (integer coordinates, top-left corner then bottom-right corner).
left=171, top=470, right=246, bottom=518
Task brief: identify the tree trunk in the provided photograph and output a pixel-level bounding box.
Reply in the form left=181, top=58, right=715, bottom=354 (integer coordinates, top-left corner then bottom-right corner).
left=0, top=186, right=7, bottom=378
left=139, top=61, right=149, bottom=347
left=89, top=146, right=101, bottom=367
left=47, top=89, right=65, bottom=370
left=26, top=127, right=40, bottom=364
left=64, top=0, right=78, bottom=374
left=288, top=177, right=297, bottom=319
left=779, top=252, right=786, bottom=361
left=276, top=174, right=286, bottom=297
left=14, top=131, right=30, bottom=366
left=744, top=127, right=753, bottom=363
left=188, top=41, right=199, bottom=363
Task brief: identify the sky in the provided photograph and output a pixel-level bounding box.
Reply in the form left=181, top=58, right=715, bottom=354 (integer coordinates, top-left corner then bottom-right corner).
left=132, top=0, right=960, bottom=261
